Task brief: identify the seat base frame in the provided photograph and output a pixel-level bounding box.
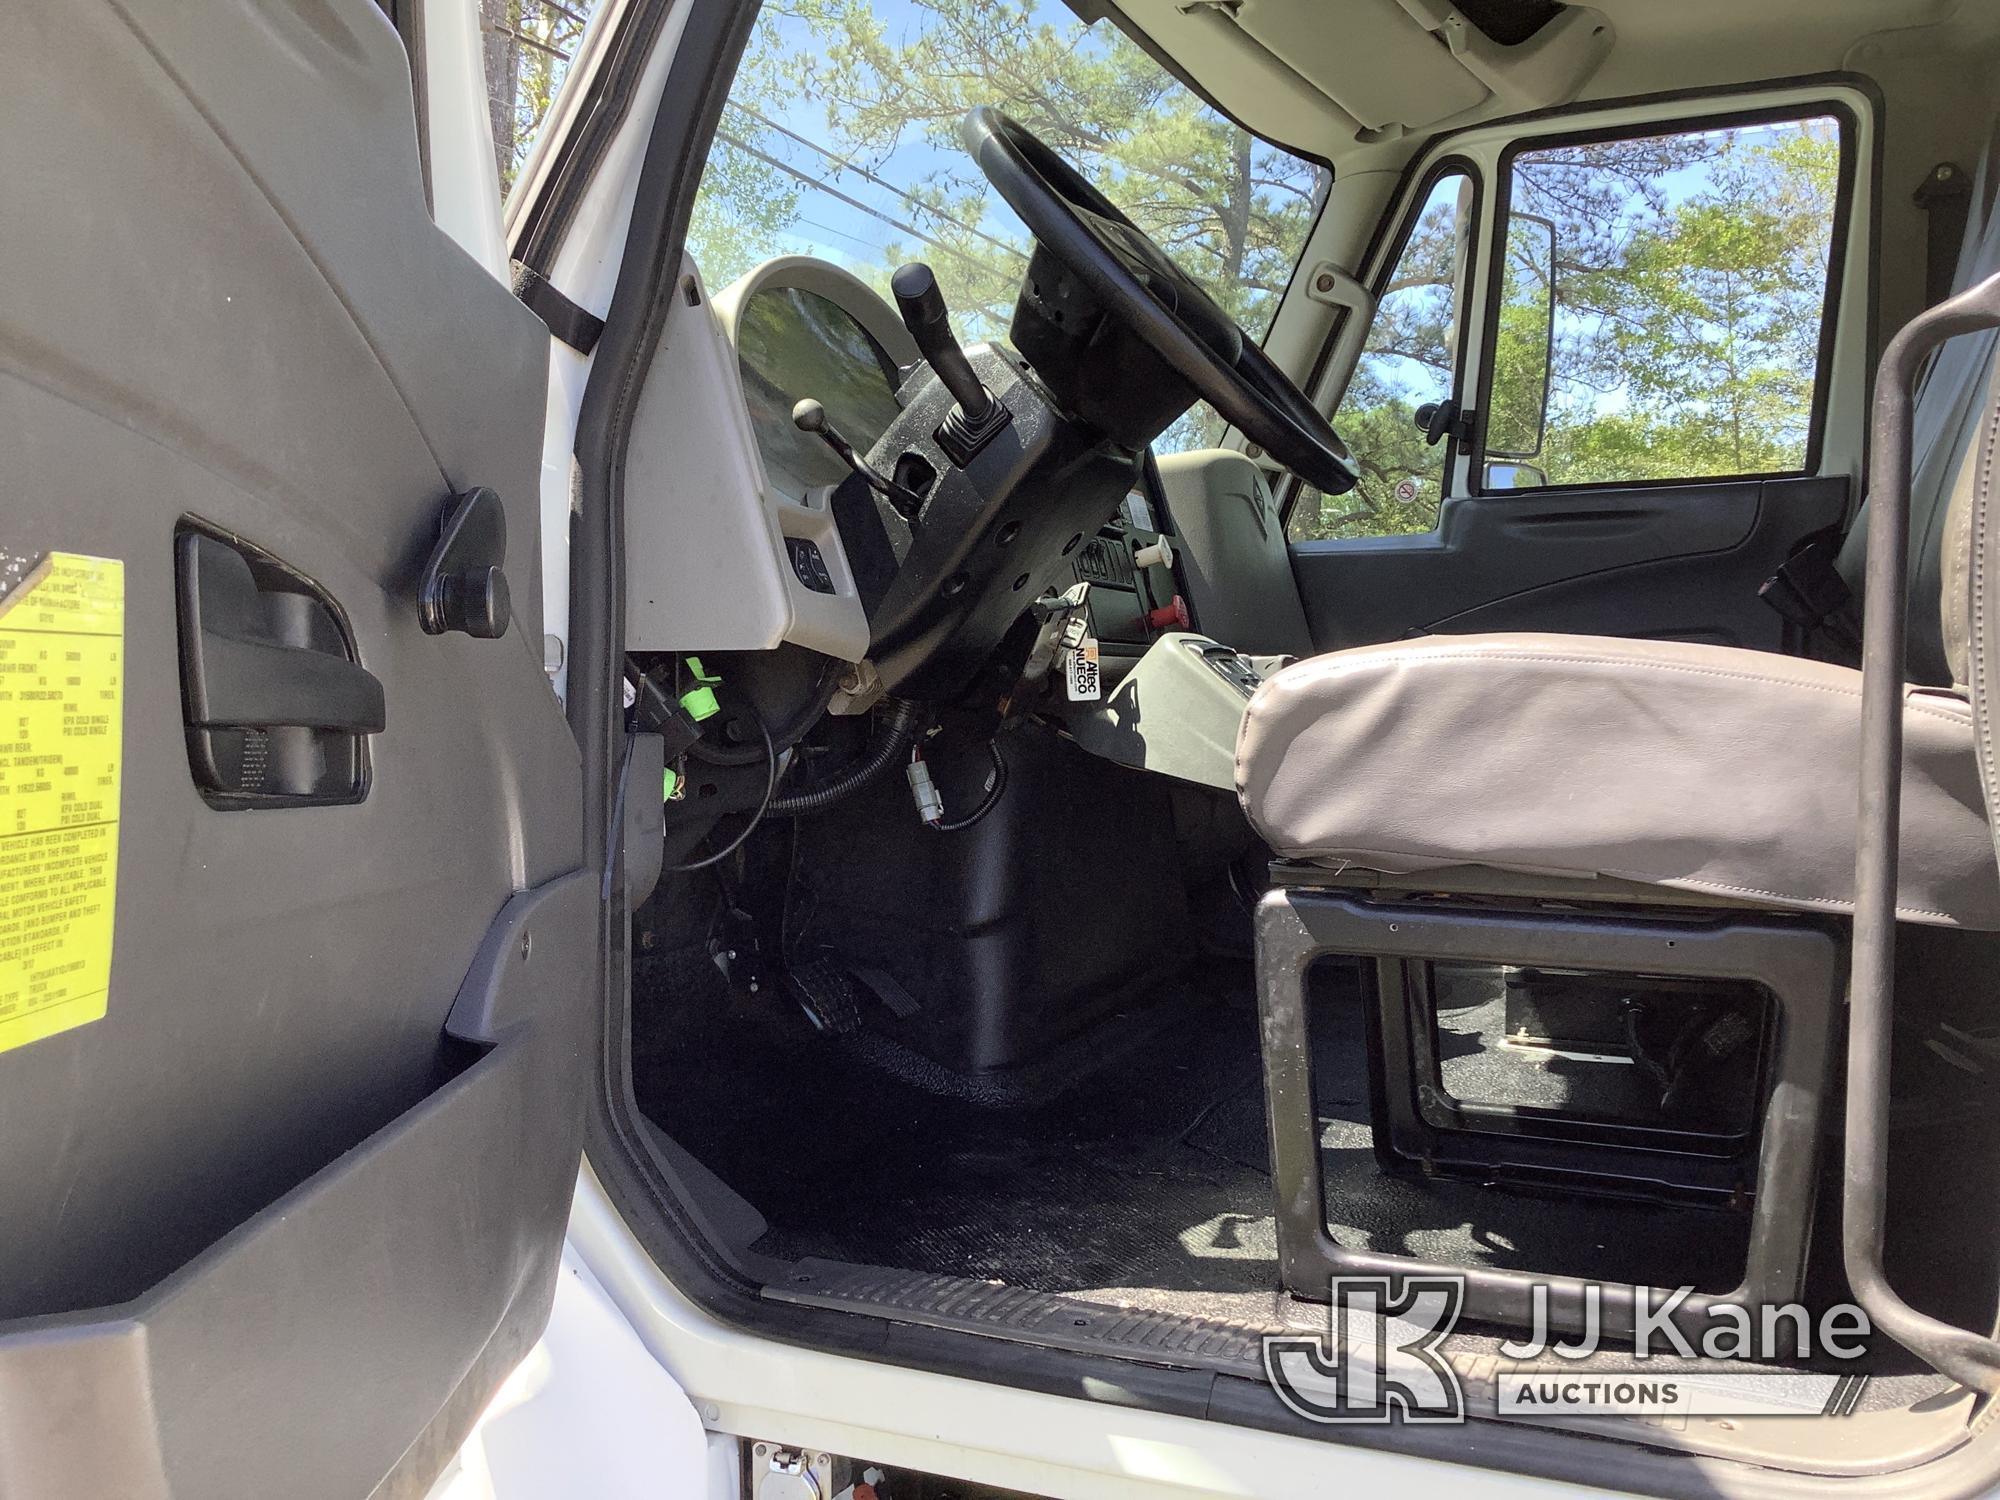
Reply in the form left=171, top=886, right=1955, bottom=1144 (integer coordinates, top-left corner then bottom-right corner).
left=1256, top=881, right=1843, bottom=1339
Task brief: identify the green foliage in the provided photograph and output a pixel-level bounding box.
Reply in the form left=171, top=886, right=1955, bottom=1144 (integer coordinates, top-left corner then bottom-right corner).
left=482, top=0, right=601, bottom=196
left=1538, top=123, right=1838, bottom=484
left=733, top=0, right=1315, bottom=323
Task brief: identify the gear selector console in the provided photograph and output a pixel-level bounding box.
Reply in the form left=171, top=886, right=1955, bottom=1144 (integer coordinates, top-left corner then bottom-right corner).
left=891, top=261, right=1012, bottom=464
left=1062, top=631, right=1286, bottom=791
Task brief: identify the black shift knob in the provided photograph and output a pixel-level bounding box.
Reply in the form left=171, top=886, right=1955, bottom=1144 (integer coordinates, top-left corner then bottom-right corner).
left=891, top=262, right=992, bottom=425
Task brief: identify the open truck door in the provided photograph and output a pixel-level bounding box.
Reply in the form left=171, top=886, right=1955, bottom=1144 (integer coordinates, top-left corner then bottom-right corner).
left=0, top=3, right=593, bottom=1495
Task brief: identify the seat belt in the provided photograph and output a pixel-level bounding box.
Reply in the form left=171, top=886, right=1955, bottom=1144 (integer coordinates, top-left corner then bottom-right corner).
left=1915, top=161, right=1973, bottom=310
left=512, top=262, right=605, bottom=354
left=1759, top=532, right=1861, bottom=658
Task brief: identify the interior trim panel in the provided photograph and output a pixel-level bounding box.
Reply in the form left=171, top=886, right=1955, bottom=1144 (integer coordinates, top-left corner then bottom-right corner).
left=1290, top=475, right=1851, bottom=651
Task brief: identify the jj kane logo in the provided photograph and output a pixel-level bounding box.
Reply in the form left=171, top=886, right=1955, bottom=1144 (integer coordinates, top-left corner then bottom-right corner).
left=1264, top=1279, right=1874, bottom=1423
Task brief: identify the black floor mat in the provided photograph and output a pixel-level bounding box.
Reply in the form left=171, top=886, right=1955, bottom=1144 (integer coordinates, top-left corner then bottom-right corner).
left=634, top=948, right=1278, bottom=1298
left=633, top=949, right=1754, bottom=1303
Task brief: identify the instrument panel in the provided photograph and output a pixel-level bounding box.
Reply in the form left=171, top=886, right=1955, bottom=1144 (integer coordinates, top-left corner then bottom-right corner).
left=714, top=259, right=922, bottom=504
left=732, top=284, right=907, bottom=502
left=622, top=255, right=907, bottom=663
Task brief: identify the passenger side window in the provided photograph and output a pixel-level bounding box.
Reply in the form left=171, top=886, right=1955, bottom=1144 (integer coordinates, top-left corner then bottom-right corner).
left=1288, top=170, right=1472, bottom=542
left=1483, top=114, right=1843, bottom=489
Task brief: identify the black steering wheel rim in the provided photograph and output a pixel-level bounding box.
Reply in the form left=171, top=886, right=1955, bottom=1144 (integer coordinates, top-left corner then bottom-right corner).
left=961, top=105, right=1359, bottom=495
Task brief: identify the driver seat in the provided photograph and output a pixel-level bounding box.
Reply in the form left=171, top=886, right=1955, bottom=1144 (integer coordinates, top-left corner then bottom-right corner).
left=1235, top=629, right=1999, bottom=928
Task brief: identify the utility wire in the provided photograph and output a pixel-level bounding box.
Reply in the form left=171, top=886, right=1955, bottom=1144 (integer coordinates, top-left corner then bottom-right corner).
left=714, top=127, right=1005, bottom=279
left=726, top=102, right=1028, bottom=267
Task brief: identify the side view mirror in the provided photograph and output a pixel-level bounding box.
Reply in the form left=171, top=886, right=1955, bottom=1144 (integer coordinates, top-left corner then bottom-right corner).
left=1485, top=212, right=1556, bottom=461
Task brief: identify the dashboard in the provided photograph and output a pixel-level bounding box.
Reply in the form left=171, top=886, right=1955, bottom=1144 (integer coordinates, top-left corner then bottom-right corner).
left=626, top=250, right=1203, bottom=705
left=716, top=259, right=1187, bottom=658
left=624, top=248, right=1289, bottom=808
left=621, top=255, right=907, bottom=665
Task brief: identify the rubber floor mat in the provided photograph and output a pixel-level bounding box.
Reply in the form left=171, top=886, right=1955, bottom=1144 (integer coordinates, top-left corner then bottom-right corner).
left=634, top=947, right=1765, bottom=1300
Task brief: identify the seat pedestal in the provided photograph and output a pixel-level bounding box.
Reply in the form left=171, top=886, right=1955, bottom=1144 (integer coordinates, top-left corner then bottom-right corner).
left=1256, top=881, right=1843, bottom=1338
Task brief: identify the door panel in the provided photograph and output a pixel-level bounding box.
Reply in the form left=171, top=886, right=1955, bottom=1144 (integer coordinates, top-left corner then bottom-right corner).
left=1292, top=475, right=1848, bottom=651
left=1, top=3, right=584, bottom=1495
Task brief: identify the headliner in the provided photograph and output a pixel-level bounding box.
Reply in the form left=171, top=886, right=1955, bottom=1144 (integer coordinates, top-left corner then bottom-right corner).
left=1105, top=0, right=1983, bottom=162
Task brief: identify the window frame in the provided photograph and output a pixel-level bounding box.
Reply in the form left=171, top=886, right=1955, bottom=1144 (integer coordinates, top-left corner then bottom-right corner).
left=1281, top=153, right=1485, bottom=538
left=1469, top=100, right=1860, bottom=498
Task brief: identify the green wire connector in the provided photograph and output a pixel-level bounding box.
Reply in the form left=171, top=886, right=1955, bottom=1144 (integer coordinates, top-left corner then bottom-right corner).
left=663, top=766, right=681, bottom=801
left=679, top=656, right=722, bottom=722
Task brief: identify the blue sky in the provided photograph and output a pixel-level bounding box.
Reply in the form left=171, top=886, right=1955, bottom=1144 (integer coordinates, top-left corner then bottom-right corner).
left=718, top=0, right=1074, bottom=281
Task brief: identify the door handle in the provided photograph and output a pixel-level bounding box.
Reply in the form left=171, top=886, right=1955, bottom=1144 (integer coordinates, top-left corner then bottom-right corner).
left=185, top=626, right=385, bottom=734
left=178, top=533, right=385, bottom=733
left=175, top=528, right=381, bottom=807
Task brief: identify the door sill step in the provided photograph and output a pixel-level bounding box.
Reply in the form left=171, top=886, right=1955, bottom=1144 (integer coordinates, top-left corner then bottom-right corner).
left=765, top=1257, right=1273, bottom=1376
left=761, top=1258, right=1970, bottom=1476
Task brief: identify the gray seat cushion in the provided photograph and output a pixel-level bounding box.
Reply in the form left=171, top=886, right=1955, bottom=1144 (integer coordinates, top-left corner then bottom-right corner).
left=1235, top=633, right=2000, bottom=928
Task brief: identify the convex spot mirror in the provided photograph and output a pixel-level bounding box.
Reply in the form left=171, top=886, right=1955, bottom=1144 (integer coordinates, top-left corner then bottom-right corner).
left=1483, top=460, right=1547, bottom=489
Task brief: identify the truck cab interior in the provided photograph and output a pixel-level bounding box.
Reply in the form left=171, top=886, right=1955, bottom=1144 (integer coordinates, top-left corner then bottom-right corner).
left=20, top=0, right=2000, bottom=1491
left=593, top=0, right=2000, bottom=1488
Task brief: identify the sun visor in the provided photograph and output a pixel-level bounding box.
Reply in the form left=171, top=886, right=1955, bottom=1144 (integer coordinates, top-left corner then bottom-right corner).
left=1230, top=0, right=1488, bottom=132
left=1116, top=0, right=1611, bottom=157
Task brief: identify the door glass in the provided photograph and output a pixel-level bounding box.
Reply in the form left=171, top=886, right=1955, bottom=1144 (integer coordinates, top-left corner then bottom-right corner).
left=1486, top=114, right=1842, bottom=488
left=1289, top=170, right=1471, bottom=541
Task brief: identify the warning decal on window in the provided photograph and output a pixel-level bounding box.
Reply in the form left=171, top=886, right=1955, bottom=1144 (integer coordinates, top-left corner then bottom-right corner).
left=0, top=553, right=123, bottom=1056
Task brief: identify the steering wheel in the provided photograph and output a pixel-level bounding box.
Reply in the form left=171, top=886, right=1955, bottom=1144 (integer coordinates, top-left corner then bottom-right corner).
left=962, top=106, right=1360, bottom=495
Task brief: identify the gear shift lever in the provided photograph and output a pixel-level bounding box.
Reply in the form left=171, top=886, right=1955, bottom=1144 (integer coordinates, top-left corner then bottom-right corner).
left=890, top=263, right=993, bottom=425
left=792, top=399, right=926, bottom=520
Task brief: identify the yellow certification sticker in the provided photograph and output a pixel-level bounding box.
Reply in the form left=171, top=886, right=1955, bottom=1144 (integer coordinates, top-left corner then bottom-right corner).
left=0, top=553, right=123, bottom=1055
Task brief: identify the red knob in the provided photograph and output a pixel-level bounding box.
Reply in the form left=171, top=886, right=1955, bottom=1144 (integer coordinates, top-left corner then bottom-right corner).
left=1147, top=594, right=1190, bottom=632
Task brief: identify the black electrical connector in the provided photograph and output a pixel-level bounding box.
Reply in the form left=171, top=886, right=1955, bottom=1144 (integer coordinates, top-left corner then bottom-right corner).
left=627, top=667, right=704, bottom=761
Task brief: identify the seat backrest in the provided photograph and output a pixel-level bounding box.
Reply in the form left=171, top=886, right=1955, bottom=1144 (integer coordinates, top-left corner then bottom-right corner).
left=1837, top=112, right=2000, bottom=686
left=1156, top=448, right=1318, bottom=658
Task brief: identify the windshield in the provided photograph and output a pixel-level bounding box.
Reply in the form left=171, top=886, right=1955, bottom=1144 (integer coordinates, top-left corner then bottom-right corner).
left=690, top=0, right=1327, bottom=449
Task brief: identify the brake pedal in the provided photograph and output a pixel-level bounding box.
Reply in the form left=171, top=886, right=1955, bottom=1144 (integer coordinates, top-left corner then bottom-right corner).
left=787, top=958, right=862, bottom=1035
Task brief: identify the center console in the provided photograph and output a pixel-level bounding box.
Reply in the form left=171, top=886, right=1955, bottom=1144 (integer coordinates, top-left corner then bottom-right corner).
left=1049, top=489, right=1292, bottom=792
left=1060, top=629, right=1289, bottom=791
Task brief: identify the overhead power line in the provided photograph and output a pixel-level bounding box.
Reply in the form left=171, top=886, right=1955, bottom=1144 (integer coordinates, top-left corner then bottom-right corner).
left=723, top=102, right=1028, bottom=267
left=714, top=128, right=1010, bottom=279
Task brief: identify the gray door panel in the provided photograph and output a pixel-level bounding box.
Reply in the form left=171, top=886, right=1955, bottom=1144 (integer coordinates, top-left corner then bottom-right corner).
left=1291, top=475, right=1849, bottom=651
left=1, top=3, right=585, bottom=1495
